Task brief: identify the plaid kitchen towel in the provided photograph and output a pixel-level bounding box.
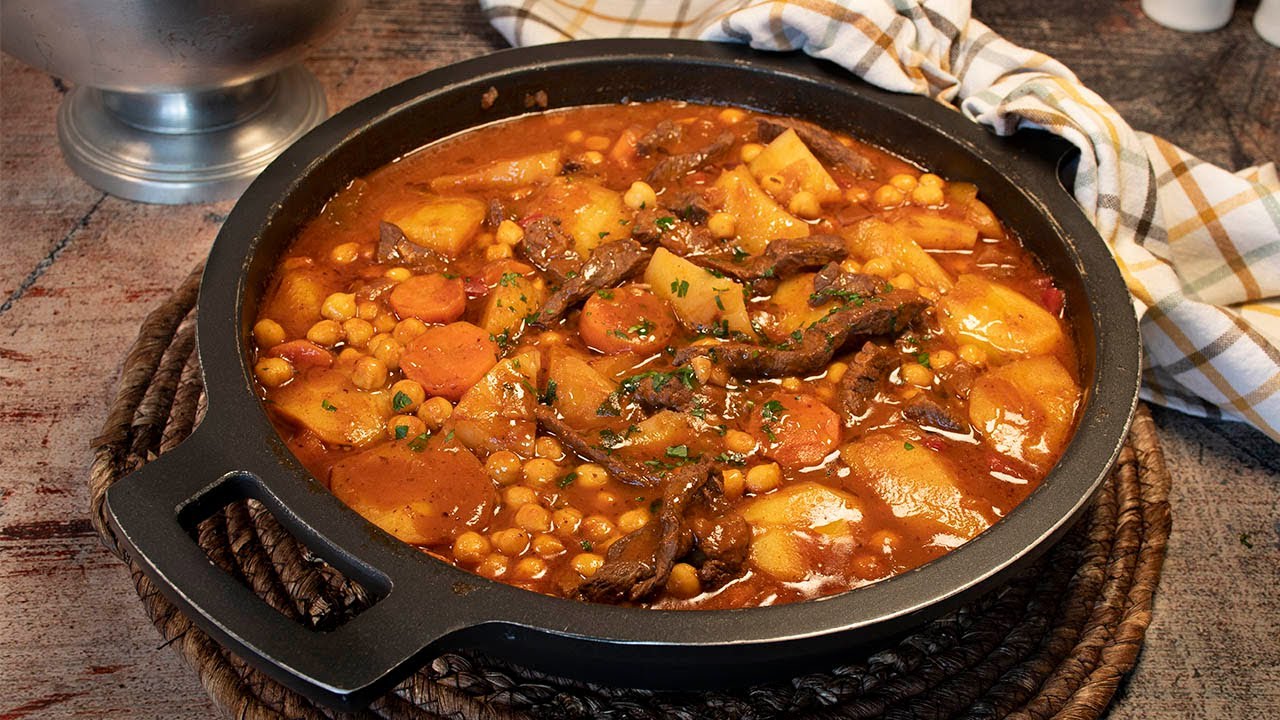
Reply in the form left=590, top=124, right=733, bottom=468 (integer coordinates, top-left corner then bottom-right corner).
left=480, top=0, right=1280, bottom=441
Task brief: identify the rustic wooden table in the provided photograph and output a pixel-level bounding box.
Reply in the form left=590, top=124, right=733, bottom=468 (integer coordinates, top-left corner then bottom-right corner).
left=1, top=1, right=1276, bottom=718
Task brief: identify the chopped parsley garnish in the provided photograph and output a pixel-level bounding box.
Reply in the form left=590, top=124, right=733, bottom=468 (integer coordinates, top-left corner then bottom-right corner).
left=394, top=424, right=409, bottom=440
left=596, top=288, right=614, bottom=300
left=904, top=441, right=915, bottom=450
left=714, top=293, right=726, bottom=311
left=671, top=279, right=690, bottom=298
left=665, top=444, right=690, bottom=459
left=761, top=399, right=786, bottom=422
left=498, top=271, right=521, bottom=287
left=731, top=246, right=750, bottom=262
left=916, top=352, right=931, bottom=368
left=407, top=433, right=431, bottom=452
left=540, top=379, right=558, bottom=406
left=580, top=540, right=593, bottom=551
left=597, top=230, right=610, bottom=239
left=714, top=451, right=747, bottom=466
left=654, top=216, right=676, bottom=231
left=392, top=391, right=413, bottom=412
left=443, top=429, right=455, bottom=443
left=320, top=399, right=337, bottom=412
left=628, top=318, right=655, bottom=337
left=557, top=471, right=578, bottom=488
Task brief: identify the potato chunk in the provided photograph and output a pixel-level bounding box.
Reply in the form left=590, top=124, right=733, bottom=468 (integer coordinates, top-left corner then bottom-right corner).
left=533, top=177, right=630, bottom=256
left=384, top=197, right=486, bottom=258
left=748, top=128, right=842, bottom=204
left=260, top=266, right=344, bottom=338
left=893, top=208, right=979, bottom=250
left=644, top=247, right=752, bottom=335
left=935, top=275, right=1066, bottom=360
left=271, top=368, right=391, bottom=447
left=766, top=273, right=839, bottom=336
left=478, top=272, right=545, bottom=338
left=842, top=434, right=991, bottom=541
left=714, top=165, right=809, bottom=254
left=546, top=348, right=617, bottom=428
left=741, top=482, right=863, bottom=581
left=428, top=150, right=562, bottom=192
left=841, top=218, right=953, bottom=291
left=447, top=350, right=541, bottom=456
left=330, top=438, right=497, bottom=546
left=968, top=356, right=1080, bottom=471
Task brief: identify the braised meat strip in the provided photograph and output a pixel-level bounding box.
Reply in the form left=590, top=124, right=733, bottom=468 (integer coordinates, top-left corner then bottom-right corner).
left=757, top=118, right=876, bottom=178
left=835, top=342, right=898, bottom=424
left=532, top=239, right=651, bottom=325
left=520, top=216, right=583, bottom=283
left=646, top=132, right=735, bottom=185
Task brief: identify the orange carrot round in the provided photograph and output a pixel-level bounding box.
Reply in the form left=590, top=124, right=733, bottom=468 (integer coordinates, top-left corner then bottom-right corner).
left=388, top=273, right=467, bottom=323
left=578, top=285, right=676, bottom=355
left=749, top=392, right=841, bottom=468
left=400, top=322, right=499, bottom=400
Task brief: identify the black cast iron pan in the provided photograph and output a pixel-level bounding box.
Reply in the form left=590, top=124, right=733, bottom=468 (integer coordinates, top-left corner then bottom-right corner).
left=105, top=39, right=1141, bottom=710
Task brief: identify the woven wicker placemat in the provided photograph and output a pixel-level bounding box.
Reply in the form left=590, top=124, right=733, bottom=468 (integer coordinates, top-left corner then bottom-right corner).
left=89, top=264, right=1172, bottom=720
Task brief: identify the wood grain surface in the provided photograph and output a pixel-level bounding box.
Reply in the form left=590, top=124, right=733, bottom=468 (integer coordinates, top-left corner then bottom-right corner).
left=1, top=1, right=1276, bottom=718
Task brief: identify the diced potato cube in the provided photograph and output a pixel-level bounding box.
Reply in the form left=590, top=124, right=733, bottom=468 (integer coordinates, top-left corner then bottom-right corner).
left=479, top=273, right=545, bottom=337
left=748, top=128, right=843, bottom=204
left=533, top=177, right=630, bottom=256
left=261, top=267, right=343, bottom=338
left=448, top=350, right=541, bottom=456
left=546, top=348, right=617, bottom=428
left=741, top=481, right=863, bottom=536
left=644, top=247, right=752, bottom=336
left=330, top=438, right=498, bottom=546
left=748, top=529, right=806, bottom=582
left=429, top=150, right=562, bottom=192
left=842, top=433, right=991, bottom=540
left=894, top=208, right=979, bottom=250
left=271, top=368, right=391, bottom=447
left=623, top=410, right=692, bottom=456
left=935, top=274, right=1066, bottom=360
left=384, top=197, right=486, bottom=258
left=968, top=355, right=1080, bottom=471
left=841, top=218, right=953, bottom=291
left=714, top=165, right=809, bottom=254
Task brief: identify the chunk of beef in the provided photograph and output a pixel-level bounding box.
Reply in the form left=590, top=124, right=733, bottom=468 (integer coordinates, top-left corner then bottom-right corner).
left=378, top=221, right=438, bottom=265
left=533, top=405, right=653, bottom=487
left=635, top=120, right=684, bottom=157
left=835, top=342, right=898, bottom=424
left=809, top=263, right=887, bottom=307
left=697, top=235, right=848, bottom=292
left=902, top=395, right=968, bottom=434
left=631, top=376, right=697, bottom=413
left=520, top=216, right=582, bottom=283
left=485, top=198, right=507, bottom=229
left=532, top=239, right=650, bottom=325
left=675, top=289, right=929, bottom=378
left=646, top=132, right=735, bottom=185
left=665, top=190, right=713, bottom=225
left=630, top=207, right=723, bottom=256
left=937, top=360, right=980, bottom=401
left=686, top=482, right=751, bottom=588
left=757, top=118, right=876, bottom=179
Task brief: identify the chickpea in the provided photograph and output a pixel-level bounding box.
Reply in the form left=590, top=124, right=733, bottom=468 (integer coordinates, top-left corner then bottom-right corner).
left=722, top=468, right=746, bottom=501
left=690, top=355, right=714, bottom=384
left=352, top=356, right=388, bottom=390
left=827, top=361, right=848, bottom=384
left=389, top=379, right=426, bottom=413
left=666, top=562, right=701, bottom=599
left=512, top=556, right=548, bottom=580
left=918, top=173, right=944, bottom=188
left=504, top=485, right=538, bottom=507
left=959, top=343, right=988, bottom=366
left=917, top=286, right=941, bottom=302
left=739, top=142, right=765, bottom=163
left=584, top=135, right=611, bottom=151
left=535, top=435, right=563, bottom=459
left=383, top=267, right=412, bottom=282
left=305, top=319, right=343, bottom=347
left=862, top=256, right=895, bottom=279
left=372, top=312, right=398, bottom=334
left=575, top=463, right=609, bottom=490
left=718, top=107, right=746, bottom=125
left=356, top=300, right=380, bottom=321
left=724, top=430, right=756, bottom=455
left=254, top=357, right=293, bottom=387
left=618, top=508, right=651, bottom=533
left=911, top=183, right=945, bottom=206
left=485, top=243, right=513, bottom=261
left=329, top=242, right=361, bottom=265
left=321, top=292, right=357, bottom=322
left=522, top=458, right=560, bottom=488
left=845, top=186, right=870, bottom=204
left=707, top=212, right=736, bottom=239
left=623, top=181, right=657, bottom=210
left=788, top=190, right=821, bottom=219
left=839, top=258, right=863, bottom=274
left=491, top=528, right=531, bottom=556
left=342, top=318, right=374, bottom=348
left=890, top=272, right=917, bottom=291
left=781, top=376, right=802, bottom=391
left=370, top=335, right=402, bottom=370
left=417, top=396, right=454, bottom=431
left=581, top=150, right=605, bottom=165
left=476, top=553, right=509, bottom=579
left=335, top=347, right=364, bottom=367
left=565, top=129, right=585, bottom=144
left=552, top=508, right=583, bottom=536
left=571, top=552, right=605, bottom=577
left=452, top=531, right=491, bottom=564
left=253, top=319, right=286, bottom=349
left=515, top=504, right=553, bottom=533
left=580, top=515, right=616, bottom=542
left=393, top=318, right=429, bottom=345
left=486, top=450, right=523, bottom=485
left=532, top=533, right=565, bottom=558
left=595, top=491, right=621, bottom=511
left=872, top=184, right=905, bottom=208
left=889, top=173, right=918, bottom=192
left=387, top=415, right=426, bottom=441
left=496, top=219, right=524, bottom=246
left=901, top=361, right=934, bottom=387
left=930, top=350, right=957, bottom=369
left=745, top=462, right=782, bottom=494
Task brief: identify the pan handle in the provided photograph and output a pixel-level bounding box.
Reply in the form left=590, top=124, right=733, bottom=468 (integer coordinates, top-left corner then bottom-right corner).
left=104, top=427, right=482, bottom=709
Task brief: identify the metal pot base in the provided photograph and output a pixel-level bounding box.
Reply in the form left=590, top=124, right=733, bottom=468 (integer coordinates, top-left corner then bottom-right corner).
left=56, top=64, right=327, bottom=204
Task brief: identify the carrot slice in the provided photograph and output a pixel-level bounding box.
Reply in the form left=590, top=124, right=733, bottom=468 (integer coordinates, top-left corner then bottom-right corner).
left=400, top=322, right=499, bottom=400
left=749, top=392, right=841, bottom=468
left=388, top=273, right=467, bottom=323
left=578, top=285, right=676, bottom=355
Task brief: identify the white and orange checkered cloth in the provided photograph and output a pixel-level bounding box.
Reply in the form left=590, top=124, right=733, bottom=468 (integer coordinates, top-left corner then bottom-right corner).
left=481, top=0, right=1280, bottom=440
